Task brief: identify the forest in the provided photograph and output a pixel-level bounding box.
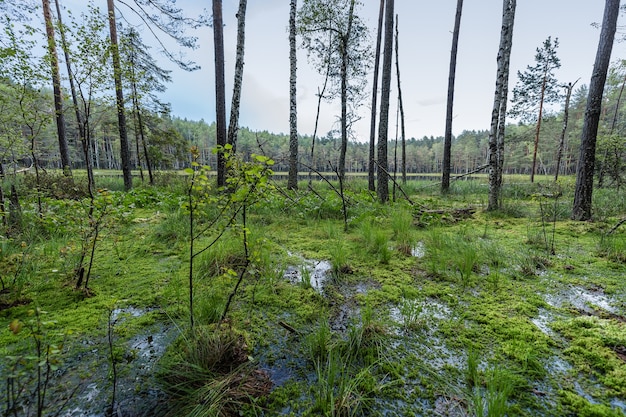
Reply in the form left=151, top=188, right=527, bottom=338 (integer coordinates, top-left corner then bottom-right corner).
left=1, top=0, right=626, bottom=417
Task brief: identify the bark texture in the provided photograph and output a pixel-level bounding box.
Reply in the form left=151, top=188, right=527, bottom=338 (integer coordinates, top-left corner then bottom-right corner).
left=377, top=0, right=394, bottom=203
left=368, top=0, right=384, bottom=192
left=107, top=0, right=133, bottom=190
left=227, top=0, right=247, bottom=153
left=288, top=0, right=299, bottom=190
left=42, top=0, right=71, bottom=175
left=442, top=0, right=463, bottom=192
left=572, top=0, right=619, bottom=220
left=213, top=0, right=227, bottom=187
left=487, top=0, right=516, bottom=211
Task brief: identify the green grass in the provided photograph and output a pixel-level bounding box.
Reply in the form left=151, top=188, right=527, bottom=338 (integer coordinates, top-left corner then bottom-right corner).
left=1, top=174, right=626, bottom=416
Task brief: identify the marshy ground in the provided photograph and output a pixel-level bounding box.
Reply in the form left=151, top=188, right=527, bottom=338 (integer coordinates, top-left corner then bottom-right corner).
left=1, top=173, right=625, bottom=416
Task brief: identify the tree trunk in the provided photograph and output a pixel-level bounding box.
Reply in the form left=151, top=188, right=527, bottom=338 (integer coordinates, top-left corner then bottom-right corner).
left=368, top=0, right=384, bottom=192
left=442, top=0, right=463, bottom=192
left=598, top=71, right=625, bottom=187
left=555, top=80, right=577, bottom=181
left=227, top=0, right=247, bottom=153
left=42, top=0, right=71, bottom=176
left=572, top=0, right=619, bottom=221
left=530, top=74, right=548, bottom=183
left=287, top=0, right=298, bottom=190
left=213, top=0, right=227, bottom=187
left=394, top=15, right=406, bottom=184
left=487, top=0, right=516, bottom=211
left=54, top=0, right=94, bottom=190
left=338, top=0, right=356, bottom=182
left=107, top=0, right=133, bottom=190
left=377, top=0, right=394, bottom=203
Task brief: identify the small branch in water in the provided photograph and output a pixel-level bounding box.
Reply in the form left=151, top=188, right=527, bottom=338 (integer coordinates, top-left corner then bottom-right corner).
left=278, top=321, right=300, bottom=335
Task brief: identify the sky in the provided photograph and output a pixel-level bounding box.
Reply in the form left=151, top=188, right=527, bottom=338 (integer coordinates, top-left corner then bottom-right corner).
left=64, top=0, right=626, bottom=142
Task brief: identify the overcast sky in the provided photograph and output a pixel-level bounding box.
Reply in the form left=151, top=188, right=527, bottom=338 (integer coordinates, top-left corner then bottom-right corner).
left=65, top=1, right=626, bottom=141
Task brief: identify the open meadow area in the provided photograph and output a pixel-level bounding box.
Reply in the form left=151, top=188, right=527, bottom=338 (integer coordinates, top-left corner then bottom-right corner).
left=1, top=171, right=626, bottom=417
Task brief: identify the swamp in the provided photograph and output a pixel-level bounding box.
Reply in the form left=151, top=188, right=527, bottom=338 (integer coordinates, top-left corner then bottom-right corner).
left=1, top=171, right=626, bottom=417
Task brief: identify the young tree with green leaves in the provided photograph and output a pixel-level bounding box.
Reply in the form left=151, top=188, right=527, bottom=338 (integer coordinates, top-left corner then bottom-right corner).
left=573, top=0, right=620, bottom=220
left=510, top=36, right=561, bottom=183
left=298, top=0, right=371, bottom=181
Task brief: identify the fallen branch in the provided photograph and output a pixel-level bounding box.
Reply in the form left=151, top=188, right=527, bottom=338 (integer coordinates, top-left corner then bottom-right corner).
left=452, top=164, right=489, bottom=180
left=607, top=217, right=626, bottom=235
left=374, top=161, right=424, bottom=208
left=278, top=321, right=299, bottom=335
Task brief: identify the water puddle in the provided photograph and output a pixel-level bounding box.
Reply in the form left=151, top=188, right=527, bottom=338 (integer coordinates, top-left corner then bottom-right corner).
left=61, top=308, right=174, bottom=417
left=544, top=285, right=618, bottom=315
left=412, top=241, right=426, bottom=258
left=283, top=254, right=333, bottom=293
left=531, top=308, right=555, bottom=336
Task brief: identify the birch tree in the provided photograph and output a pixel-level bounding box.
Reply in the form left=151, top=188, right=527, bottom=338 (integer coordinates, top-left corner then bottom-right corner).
left=487, top=0, right=516, bottom=211
left=227, top=0, right=248, bottom=153
left=288, top=0, right=298, bottom=190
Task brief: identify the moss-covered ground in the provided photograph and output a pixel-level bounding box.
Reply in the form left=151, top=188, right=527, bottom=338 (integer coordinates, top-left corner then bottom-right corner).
left=1, top=173, right=625, bottom=416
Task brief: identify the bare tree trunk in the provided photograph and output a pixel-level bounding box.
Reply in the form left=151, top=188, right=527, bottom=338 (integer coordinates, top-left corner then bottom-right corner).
left=54, top=0, right=93, bottom=190
left=368, top=0, right=384, bottom=192
left=227, top=0, right=247, bottom=153
left=442, top=0, right=463, bottom=192
left=394, top=15, right=406, bottom=184
left=555, top=80, right=577, bottom=181
left=530, top=74, right=548, bottom=183
left=42, top=0, right=71, bottom=176
left=213, top=0, right=227, bottom=187
left=107, top=0, right=133, bottom=190
left=288, top=0, right=298, bottom=190
left=598, top=71, right=625, bottom=187
left=377, top=0, right=394, bottom=203
left=487, top=0, right=516, bottom=211
left=338, top=0, right=356, bottom=181
left=573, top=0, right=619, bottom=220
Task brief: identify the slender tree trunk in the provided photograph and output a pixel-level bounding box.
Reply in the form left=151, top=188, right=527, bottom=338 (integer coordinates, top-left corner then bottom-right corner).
left=213, top=0, right=227, bottom=187
left=338, top=0, right=356, bottom=181
left=530, top=75, right=548, bottom=183
left=598, top=71, right=625, bottom=187
left=287, top=0, right=298, bottom=190
left=107, top=0, right=133, bottom=190
left=130, top=79, right=153, bottom=184
left=442, top=0, right=463, bottom=192
left=377, top=0, right=394, bottom=203
left=555, top=80, right=577, bottom=181
left=368, top=0, right=384, bottom=192
left=54, top=0, right=93, bottom=189
left=573, top=0, right=619, bottom=221
left=227, top=0, right=247, bottom=153
left=42, top=0, right=71, bottom=175
left=394, top=15, right=406, bottom=184
left=487, top=0, right=516, bottom=211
